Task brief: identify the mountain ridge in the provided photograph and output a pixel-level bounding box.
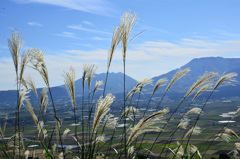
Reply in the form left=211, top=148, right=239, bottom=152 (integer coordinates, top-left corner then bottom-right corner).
left=0, top=57, right=239, bottom=104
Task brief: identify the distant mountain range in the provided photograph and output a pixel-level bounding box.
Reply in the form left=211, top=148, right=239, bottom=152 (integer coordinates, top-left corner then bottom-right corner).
left=0, top=57, right=239, bottom=104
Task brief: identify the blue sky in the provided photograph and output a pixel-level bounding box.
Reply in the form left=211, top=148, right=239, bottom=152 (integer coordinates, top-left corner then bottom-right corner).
left=0, top=0, right=240, bottom=90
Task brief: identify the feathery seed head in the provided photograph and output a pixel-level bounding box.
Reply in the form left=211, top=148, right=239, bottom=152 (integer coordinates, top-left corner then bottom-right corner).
left=177, top=118, right=189, bottom=129
left=152, top=78, right=168, bottom=95
left=235, top=143, right=240, bottom=151
left=24, top=150, right=29, bottom=159
left=92, top=93, right=115, bottom=134
left=63, top=66, right=75, bottom=108
left=87, top=64, right=97, bottom=91
left=29, top=48, right=49, bottom=85
left=191, top=83, right=213, bottom=102
left=104, top=114, right=118, bottom=129
left=27, top=76, right=38, bottom=99
left=224, top=127, right=240, bottom=139
left=21, top=76, right=29, bottom=90
left=233, top=108, right=240, bottom=118
left=127, top=109, right=167, bottom=145
left=19, top=50, right=30, bottom=83
left=233, top=150, right=239, bottom=159
left=135, top=77, right=153, bottom=89
left=18, top=89, right=30, bottom=110
left=82, top=64, right=91, bottom=90
left=190, top=145, right=202, bottom=159
left=121, top=106, right=139, bottom=119
left=108, top=26, right=122, bottom=69
left=40, top=87, right=48, bottom=114
left=186, top=108, right=202, bottom=116
left=214, top=72, right=238, bottom=90
left=126, top=87, right=141, bottom=100
left=166, top=68, right=191, bottom=92
left=65, top=145, right=72, bottom=154
left=95, top=135, right=105, bottom=143
left=185, top=72, right=218, bottom=98
left=215, top=133, right=231, bottom=142
left=8, top=30, right=24, bottom=73
left=93, top=80, right=103, bottom=95
left=128, top=146, right=135, bottom=156
left=25, top=100, right=38, bottom=125
left=121, top=10, right=139, bottom=61
left=62, top=128, right=70, bottom=141
left=184, top=126, right=201, bottom=138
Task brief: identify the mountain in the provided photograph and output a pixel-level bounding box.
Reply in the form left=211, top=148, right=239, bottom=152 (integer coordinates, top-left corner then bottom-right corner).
left=147, top=57, right=240, bottom=100
left=0, top=57, right=239, bottom=104
left=0, top=72, right=137, bottom=104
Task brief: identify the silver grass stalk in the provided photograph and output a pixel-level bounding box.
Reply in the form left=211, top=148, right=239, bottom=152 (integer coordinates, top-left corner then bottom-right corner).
left=59, top=152, right=63, bottom=159
left=191, top=83, right=213, bottom=102
left=135, top=77, right=153, bottom=89
left=95, top=135, right=106, bottom=144
left=92, top=93, right=115, bottom=135
left=40, top=87, right=48, bottom=113
left=93, top=81, right=103, bottom=96
left=37, top=121, right=44, bottom=138
left=7, top=132, right=23, bottom=148
left=63, top=66, right=75, bottom=108
left=108, top=26, right=122, bottom=69
left=82, top=64, right=90, bottom=91
left=87, top=64, right=97, bottom=91
left=166, top=68, right=191, bottom=92
left=19, top=50, right=30, bottom=83
left=126, top=87, right=141, bottom=100
left=184, top=72, right=218, bottom=98
left=104, top=114, right=118, bottom=129
left=3, top=116, right=7, bottom=136
left=214, top=72, right=238, bottom=90
left=8, top=30, right=24, bottom=73
left=190, top=145, right=202, bottom=159
left=18, top=89, right=30, bottom=110
left=121, top=10, right=139, bottom=62
left=184, top=126, right=201, bottom=138
left=65, top=145, right=72, bottom=154
left=27, top=76, right=38, bottom=99
left=128, top=146, right=135, bottom=156
left=127, top=108, right=168, bottom=146
left=185, top=108, right=202, bottom=116
left=215, top=133, right=231, bottom=142
left=224, top=128, right=240, bottom=140
left=152, top=78, right=168, bottom=95
left=42, top=129, right=48, bottom=140
left=177, top=118, right=189, bottom=129
left=62, top=128, right=70, bottom=141
left=24, top=150, right=29, bottom=159
left=29, top=48, right=49, bottom=86
left=55, top=119, right=61, bottom=145
left=233, top=108, right=240, bottom=118
left=121, top=106, right=138, bottom=119
left=0, top=127, right=4, bottom=141
left=233, top=150, right=239, bottom=159
left=52, top=143, right=57, bottom=156
left=169, top=142, right=184, bottom=159
left=25, top=100, right=38, bottom=125
left=21, top=76, right=29, bottom=89
left=235, top=143, right=240, bottom=151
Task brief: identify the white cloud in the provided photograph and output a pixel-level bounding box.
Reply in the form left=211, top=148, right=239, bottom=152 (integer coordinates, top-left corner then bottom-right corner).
left=14, top=0, right=115, bottom=16
left=82, top=21, right=94, bottom=26
left=56, top=31, right=80, bottom=39
left=1, top=38, right=240, bottom=90
left=68, top=24, right=110, bottom=34
left=92, top=37, right=108, bottom=41
left=28, top=22, right=43, bottom=26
